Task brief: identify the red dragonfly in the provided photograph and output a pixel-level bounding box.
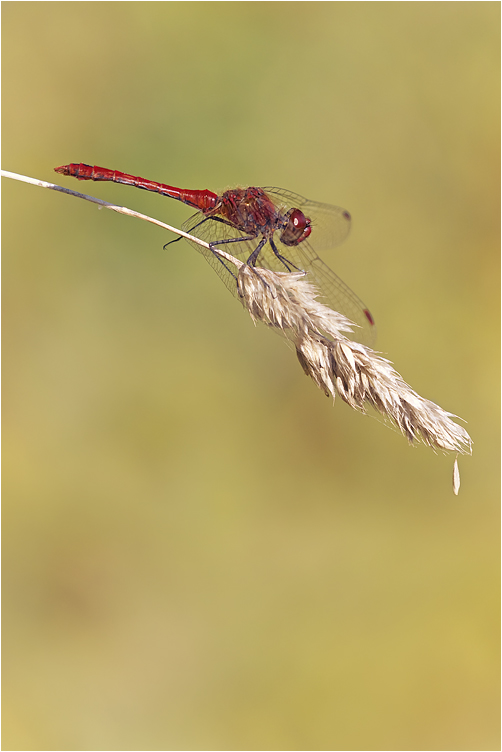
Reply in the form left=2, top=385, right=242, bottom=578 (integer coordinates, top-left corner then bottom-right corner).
left=55, top=163, right=376, bottom=344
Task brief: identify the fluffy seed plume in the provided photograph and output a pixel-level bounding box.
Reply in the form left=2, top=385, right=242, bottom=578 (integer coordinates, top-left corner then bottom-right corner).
left=236, top=264, right=472, bottom=464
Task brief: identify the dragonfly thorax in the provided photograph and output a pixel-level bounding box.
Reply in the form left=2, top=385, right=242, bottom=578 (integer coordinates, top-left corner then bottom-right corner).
left=217, top=187, right=280, bottom=236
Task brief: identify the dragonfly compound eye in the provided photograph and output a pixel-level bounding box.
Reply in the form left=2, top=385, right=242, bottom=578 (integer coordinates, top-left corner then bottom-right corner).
left=280, top=208, right=312, bottom=246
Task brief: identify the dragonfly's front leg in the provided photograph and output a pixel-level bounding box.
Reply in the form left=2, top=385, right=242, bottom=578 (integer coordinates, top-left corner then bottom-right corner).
left=269, top=237, right=301, bottom=273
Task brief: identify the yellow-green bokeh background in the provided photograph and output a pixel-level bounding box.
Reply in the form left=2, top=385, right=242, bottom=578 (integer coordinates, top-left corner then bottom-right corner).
left=3, top=3, right=499, bottom=750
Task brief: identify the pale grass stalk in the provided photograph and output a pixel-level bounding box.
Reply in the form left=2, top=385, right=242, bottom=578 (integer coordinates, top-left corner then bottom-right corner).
left=2, top=170, right=472, bottom=492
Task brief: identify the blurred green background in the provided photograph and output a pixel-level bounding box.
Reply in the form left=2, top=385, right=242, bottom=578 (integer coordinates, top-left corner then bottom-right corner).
left=2, top=3, right=499, bottom=750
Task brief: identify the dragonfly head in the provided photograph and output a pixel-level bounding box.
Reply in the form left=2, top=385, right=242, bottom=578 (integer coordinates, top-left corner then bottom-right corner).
left=279, top=208, right=312, bottom=246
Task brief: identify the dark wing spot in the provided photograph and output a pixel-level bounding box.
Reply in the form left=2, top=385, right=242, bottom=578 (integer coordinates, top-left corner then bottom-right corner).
left=364, top=309, right=375, bottom=326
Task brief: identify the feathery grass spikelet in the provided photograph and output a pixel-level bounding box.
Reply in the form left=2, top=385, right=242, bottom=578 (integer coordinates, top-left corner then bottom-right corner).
left=237, top=264, right=472, bottom=461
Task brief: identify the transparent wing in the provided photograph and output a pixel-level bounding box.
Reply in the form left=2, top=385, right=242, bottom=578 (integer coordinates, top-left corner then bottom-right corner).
left=266, top=235, right=376, bottom=346
left=262, top=187, right=352, bottom=251
left=181, top=211, right=261, bottom=297
left=181, top=189, right=376, bottom=346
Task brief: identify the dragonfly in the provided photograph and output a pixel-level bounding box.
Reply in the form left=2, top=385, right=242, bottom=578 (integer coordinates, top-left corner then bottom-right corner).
left=54, top=163, right=376, bottom=345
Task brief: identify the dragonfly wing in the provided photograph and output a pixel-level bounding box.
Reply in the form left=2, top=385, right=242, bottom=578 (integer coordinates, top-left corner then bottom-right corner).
left=181, top=212, right=257, bottom=298
left=303, top=251, right=376, bottom=345
left=262, top=188, right=375, bottom=345
left=262, top=187, right=352, bottom=251
left=180, top=193, right=375, bottom=347
left=181, top=210, right=302, bottom=292
left=267, top=234, right=376, bottom=346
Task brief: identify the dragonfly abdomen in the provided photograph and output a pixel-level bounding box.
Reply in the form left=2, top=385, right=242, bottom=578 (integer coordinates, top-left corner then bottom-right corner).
left=54, top=163, right=219, bottom=211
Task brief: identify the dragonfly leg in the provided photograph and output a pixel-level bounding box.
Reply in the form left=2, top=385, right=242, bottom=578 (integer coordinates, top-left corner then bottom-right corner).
left=215, top=255, right=238, bottom=282
left=245, top=237, right=267, bottom=267
left=269, top=237, right=301, bottom=273
left=205, top=216, right=238, bottom=229
left=163, top=235, right=183, bottom=250
left=245, top=238, right=278, bottom=298
left=207, top=235, right=278, bottom=298
left=206, top=234, right=262, bottom=288
left=164, top=215, right=236, bottom=250
left=165, top=216, right=214, bottom=250
left=208, top=233, right=258, bottom=250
